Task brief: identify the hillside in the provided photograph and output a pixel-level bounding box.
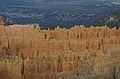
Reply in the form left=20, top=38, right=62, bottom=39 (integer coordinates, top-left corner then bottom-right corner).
left=93, top=9, right=120, bottom=29
left=1, top=0, right=120, bottom=29
left=0, top=14, right=16, bottom=26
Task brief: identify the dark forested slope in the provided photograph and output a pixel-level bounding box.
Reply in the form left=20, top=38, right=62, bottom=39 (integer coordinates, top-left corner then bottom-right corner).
left=0, top=14, right=16, bottom=26
left=93, top=9, right=120, bottom=29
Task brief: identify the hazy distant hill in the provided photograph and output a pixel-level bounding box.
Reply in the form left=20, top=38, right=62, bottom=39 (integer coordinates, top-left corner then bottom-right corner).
left=93, top=9, right=120, bottom=29
left=1, top=0, right=120, bottom=3
left=0, top=14, right=16, bottom=26
left=0, top=0, right=120, bottom=29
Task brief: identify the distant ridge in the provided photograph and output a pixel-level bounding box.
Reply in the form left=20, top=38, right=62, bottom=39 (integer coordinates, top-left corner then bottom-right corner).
left=93, top=9, right=120, bottom=29
left=0, top=14, right=16, bottom=26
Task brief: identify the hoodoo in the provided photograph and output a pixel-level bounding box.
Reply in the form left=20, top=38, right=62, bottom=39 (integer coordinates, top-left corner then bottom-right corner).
left=0, top=17, right=120, bottom=79
left=0, top=16, right=4, bottom=25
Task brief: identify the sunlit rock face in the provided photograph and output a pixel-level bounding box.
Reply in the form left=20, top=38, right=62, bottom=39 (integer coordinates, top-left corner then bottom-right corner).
left=0, top=18, right=120, bottom=79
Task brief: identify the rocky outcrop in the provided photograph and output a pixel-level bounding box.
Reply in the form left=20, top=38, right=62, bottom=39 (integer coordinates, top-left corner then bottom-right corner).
left=0, top=16, right=4, bottom=25
left=0, top=23, right=120, bottom=79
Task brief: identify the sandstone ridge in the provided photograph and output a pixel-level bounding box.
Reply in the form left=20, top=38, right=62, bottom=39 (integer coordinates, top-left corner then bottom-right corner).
left=0, top=19, right=120, bottom=79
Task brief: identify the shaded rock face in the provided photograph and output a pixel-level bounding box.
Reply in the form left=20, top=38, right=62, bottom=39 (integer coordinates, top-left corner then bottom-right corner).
left=0, top=24, right=120, bottom=79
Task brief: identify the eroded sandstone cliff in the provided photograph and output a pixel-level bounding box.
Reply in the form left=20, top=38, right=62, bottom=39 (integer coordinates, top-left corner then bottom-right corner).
left=0, top=18, right=120, bottom=79
left=0, top=16, right=4, bottom=25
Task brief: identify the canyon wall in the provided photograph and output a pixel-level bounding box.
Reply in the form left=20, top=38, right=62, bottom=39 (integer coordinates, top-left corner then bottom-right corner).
left=0, top=18, right=120, bottom=79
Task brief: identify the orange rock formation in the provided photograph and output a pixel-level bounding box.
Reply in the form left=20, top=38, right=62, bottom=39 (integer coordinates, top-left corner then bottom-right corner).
left=0, top=16, right=4, bottom=25
left=0, top=18, right=120, bottom=79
